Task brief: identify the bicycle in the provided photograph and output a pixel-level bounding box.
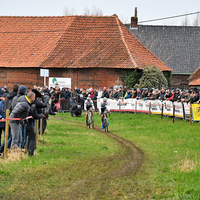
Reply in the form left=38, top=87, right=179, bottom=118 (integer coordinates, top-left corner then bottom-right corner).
left=87, top=110, right=94, bottom=129
left=102, top=111, right=109, bottom=132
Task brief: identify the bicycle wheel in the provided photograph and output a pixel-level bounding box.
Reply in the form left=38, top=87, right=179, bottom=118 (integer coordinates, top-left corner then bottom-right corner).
left=88, top=115, right=91, bottom=129
left=91, top=117, right=94, bottom=129
left=104, top=117, right=108, bottom=132
left=105, top=121, right=108, bottom=132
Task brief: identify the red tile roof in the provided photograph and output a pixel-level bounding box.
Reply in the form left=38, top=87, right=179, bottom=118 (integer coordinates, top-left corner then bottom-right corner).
left=0, top=15, right=172, bottom=71
left=189, top=78, right=200, bottom=86
left=189, top=66, right=200, bottom=80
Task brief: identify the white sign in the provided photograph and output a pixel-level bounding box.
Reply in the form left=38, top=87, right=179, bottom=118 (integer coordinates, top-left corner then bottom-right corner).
left=40, top=69, right=49, bottom=77
left=49, top=77, right=71, bottom=89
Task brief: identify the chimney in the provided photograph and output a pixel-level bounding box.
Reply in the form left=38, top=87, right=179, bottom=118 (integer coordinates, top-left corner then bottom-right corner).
left=131, top=7, right=138, bottom=28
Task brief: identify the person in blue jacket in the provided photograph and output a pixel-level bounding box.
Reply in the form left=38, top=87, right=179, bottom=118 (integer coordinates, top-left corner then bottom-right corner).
left=125, top=89, right=132, bottom=99
left=0, top=93, right=7, bottom=146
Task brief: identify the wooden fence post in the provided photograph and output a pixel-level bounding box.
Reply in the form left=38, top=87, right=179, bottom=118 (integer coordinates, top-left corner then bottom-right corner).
left=4, top=109, right=10, bottom=158
left=40, top=118, right=43, bottom=135
left=190, top=105, right=192, bottom=125
left=173, top=104, right=175, bottom=123
left=35, top=120, right=39, bottom=148
left=161, top=103, right=164, bottom=120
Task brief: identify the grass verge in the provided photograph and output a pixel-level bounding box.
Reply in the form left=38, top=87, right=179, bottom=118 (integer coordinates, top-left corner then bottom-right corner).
left=0, top=112, right=200, bottom=199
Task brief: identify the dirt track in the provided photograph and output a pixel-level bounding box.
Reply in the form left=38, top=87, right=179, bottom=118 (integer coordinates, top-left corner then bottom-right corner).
left=55, top=117, right=144, bottom=198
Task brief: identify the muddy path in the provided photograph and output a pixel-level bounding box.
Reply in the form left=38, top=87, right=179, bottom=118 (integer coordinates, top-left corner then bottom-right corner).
left=52, top=116, right=144, bottom=198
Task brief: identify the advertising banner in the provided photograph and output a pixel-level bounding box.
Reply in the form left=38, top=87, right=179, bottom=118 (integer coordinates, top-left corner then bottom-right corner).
left=49, top=77, right=71, bottom=89
left=191, top=103, right=200, bottom=121
left=97, top=99, right=187, bottom=119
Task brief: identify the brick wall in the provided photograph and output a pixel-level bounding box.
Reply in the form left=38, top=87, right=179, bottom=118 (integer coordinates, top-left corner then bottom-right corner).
left=47, top=68, right=124, bottom=89
left=0, top=67, right=124, bottom=90
left=171, top=74, right=190, bottom=89
left=0, top=68, right=43, bottom=91
left=1, top=67, right=190, bottom=91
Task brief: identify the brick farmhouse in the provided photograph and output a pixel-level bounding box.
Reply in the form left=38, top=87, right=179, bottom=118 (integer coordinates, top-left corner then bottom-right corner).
left=0, top=15, right=171, bottom=90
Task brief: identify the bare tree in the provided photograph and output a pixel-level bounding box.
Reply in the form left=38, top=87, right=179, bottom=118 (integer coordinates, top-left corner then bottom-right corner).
left=193, top=13, right=200, bottom=26
left=64, top=7, right=76, bottom=16
left=84, top=7, right=90, bottom=16
left=182, top=16, right=190, bottom=26
left=64, top=6, right=103, bottom=16
left=83, top=5, right=103, bottom=16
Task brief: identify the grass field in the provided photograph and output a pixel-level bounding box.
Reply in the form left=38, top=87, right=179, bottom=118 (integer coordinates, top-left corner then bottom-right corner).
left=0, top=112, right=200, bottom=199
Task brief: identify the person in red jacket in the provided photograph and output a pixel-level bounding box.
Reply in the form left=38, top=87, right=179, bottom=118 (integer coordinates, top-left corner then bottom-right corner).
left=89, top=90, right=95, bottom=99
left=167, top=90, right=175, bottom=101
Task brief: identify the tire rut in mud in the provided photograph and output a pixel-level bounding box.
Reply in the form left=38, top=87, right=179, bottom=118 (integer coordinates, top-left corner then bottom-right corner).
left=52, top=116, right=144, bottom=198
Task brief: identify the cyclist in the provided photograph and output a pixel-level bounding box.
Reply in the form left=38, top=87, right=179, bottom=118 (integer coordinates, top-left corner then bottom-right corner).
left=84, top=97, right=95, bottom=126
left=100, top=97, right=110, bottom=129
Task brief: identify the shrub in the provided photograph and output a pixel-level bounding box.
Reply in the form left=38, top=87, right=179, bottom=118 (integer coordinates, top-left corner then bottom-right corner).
left=123, top=69, right=142, bottom=89
left=137, top=65, right=168, bottom=90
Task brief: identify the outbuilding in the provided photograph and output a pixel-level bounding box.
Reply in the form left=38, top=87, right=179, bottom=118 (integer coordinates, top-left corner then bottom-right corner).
left=0, top=15, right=171, bottom=89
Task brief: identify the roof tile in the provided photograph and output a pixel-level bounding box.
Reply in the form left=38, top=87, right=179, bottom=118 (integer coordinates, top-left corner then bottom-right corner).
left=0, top=15, right=171, bottom=71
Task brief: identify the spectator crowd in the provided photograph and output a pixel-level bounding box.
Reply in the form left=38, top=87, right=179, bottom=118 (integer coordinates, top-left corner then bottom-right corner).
left=0, top=84, right=57, bottom=157
left=1, top=84, right=200, bottom=157
left=58, top=86, right=200, bottom=104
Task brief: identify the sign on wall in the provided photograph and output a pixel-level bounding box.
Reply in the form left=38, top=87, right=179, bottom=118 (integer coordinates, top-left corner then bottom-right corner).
left=40, top=69, right=49, bottom=77
left=49, top=77, right=71, bottom=89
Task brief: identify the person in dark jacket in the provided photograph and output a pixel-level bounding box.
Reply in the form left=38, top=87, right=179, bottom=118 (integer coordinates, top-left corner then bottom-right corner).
left=26, top=100, right=43, bottom=156
left=50, top=96, right=58, bottom=112
left=40, top=93, right=57, bottom=134
left=165, top=89, right=172, bottom=99
left=12, top=85, right=28, bottom=149
left=0, top=87, right=3, bottom=97
left=63, top=88, right=71, bottom=99
left=136, top=88, right=142, bottom=100
left=101, top=87, right=109, bottom=98
left=92, top=89, right=98, bottom=111
left=61, top=87, right=71, bottom=111
left=0, top=84, right=18, bottom=153
left=70, top=98, right=82, bottom=117
left=32, top=92, right=48, bottom=135
left=11, top=85, right=27, bottom=111
left=181, top=90, right=193, bottom=103
left=71, top=87, right=79, bottom=106
left=0, top=93, right=7, bottom=146
left=118, top=87, right=123, bottom=98
left=2, top=85, right=9, bottom=94
left=9, top=92, right=35, bottom=149
left=142, top=89, right=149, bottom=100
left=111, top=89, right=119, bottom=100
left=42, top=86, right=51, bottom=97
left=159, top=88, right=166, bottom=101
left=173, top=89, right=181, bottom=102
left=32, top=87, right=42, bottom=99
left=3, top=84, right=18, bottom=113
left=190, top=90, right=200, bottom=103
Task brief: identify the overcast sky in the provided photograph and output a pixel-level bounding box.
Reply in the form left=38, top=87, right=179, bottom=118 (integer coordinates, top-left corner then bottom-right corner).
left=1, top=0, right=200, bottom=25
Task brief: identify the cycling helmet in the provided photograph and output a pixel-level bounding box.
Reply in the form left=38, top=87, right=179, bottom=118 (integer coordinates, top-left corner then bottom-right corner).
left=103, top=97, right=107, bottom=102
left=87, top=97, right=91, bottom=101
